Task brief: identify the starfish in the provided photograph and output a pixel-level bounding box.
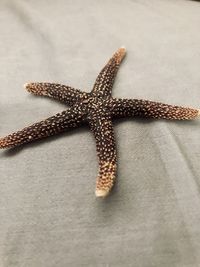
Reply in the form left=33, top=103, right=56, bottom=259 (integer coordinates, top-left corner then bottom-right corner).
left=0, top=47, right=199, bottom=197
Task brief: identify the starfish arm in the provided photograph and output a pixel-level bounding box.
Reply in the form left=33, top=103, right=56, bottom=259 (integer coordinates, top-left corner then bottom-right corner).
left=89, top=113, right=117, bottom=197
left=25, top=82, right=88, bottom=106
left=111, top=98, right=200, bottom=120
left=91, top=47, right=126, bottom=97
left=0, top=107, right=85, bottom=149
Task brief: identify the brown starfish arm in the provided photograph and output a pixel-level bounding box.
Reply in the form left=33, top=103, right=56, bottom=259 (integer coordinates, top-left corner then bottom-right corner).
left=0, top=108, right=85, bottom=149
left=25, top=82, right=88, bottom=106
left=111, top=98, right=200, bottom=120
left=91, top=47, right=126, bottom=98
left=89, top=113, right=117, bottom=197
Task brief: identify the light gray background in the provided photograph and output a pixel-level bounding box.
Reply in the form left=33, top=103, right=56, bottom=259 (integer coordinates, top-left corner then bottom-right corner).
left=0, top=0, right=200, bottom=266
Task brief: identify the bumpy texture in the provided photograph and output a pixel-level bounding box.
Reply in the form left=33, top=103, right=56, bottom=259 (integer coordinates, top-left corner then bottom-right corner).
left=0, top=48, right=199, bottom=197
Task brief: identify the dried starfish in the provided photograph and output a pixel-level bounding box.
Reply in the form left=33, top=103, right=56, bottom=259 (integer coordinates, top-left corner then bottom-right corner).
left=0, top=47, right=199, bottom=197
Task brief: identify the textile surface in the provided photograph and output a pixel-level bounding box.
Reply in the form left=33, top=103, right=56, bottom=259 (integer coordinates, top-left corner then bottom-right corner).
left=0, top=0, right=200, bottom=266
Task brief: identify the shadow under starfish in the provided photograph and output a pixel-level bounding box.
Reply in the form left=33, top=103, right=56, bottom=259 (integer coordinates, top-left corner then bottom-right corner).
left=0, top=47, right=199, bottom=197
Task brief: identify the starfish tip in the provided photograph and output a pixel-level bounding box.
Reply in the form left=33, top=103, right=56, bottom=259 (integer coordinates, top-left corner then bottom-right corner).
left=24, top=82, right=33, bottom=92
left=24, top=83, right=29, bottom=89
left=95, top=189, right=109, bottom=198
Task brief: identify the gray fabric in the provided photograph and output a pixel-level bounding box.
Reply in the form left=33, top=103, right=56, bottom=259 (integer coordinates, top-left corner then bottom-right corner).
left=1, top=0, right=200, bottom=266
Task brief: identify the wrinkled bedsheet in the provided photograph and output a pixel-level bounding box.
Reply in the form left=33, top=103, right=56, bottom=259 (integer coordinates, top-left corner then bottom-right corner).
left=0, top=0, right=200, bottom=266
